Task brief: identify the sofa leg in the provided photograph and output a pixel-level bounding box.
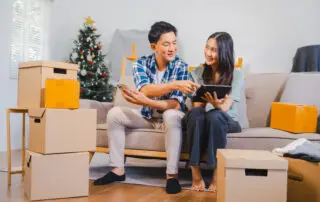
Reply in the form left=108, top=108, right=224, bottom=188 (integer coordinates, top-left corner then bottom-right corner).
left=124, top=156, right=127, bottom=164
left=89, top=152, right=95, bottom=163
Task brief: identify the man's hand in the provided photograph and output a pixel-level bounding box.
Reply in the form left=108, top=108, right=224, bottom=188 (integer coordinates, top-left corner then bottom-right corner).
left=201, top=92, right=228, bottom=109
left=121, top=88, right=151, bottom=106
left=171, top=80, right=200, bottom=94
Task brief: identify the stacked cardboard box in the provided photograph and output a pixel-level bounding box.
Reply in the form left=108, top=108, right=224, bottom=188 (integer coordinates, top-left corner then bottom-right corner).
left=18, top=61, right=97, bottom=201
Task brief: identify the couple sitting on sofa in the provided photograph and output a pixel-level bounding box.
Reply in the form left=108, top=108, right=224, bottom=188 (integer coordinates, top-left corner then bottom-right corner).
left=93, top=21, right=243, bottom=194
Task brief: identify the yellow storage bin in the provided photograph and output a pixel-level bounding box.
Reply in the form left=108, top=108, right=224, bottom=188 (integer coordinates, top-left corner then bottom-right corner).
left=45, top=79, right=80, bottom=109
left=270, top=102, right=318, bottom=133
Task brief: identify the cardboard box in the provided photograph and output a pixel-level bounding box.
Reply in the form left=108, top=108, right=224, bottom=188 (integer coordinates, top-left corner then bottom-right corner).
left=270, top=102, right=318, bottom=133
left=24, top=151, right=89, bottom=201
left=28, top=108, right=96, bottom=154
left=45, top=79, right=80, bottom=109
left=217, top=149, right=288, bottom=202
left=18, top=60, right=78, bottom=108
left=286, top=157, right=320, bottom=202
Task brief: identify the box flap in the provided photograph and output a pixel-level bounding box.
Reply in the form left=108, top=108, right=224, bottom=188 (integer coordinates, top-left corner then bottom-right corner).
left=28, top=108, right=46, bottom=118
left=218, top=149, right=288, bottom=170
left=19, top=60, right=78, bottom=70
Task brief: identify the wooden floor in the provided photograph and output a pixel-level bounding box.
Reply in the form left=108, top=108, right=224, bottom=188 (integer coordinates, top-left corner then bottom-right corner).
left=0, top=150, right=216, bottom=202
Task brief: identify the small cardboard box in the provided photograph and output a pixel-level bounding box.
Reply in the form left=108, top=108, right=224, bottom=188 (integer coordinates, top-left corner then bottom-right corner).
left=270, top=102, right=318, bottom=133
left=45, top=79, right=80, bottom=109
left=24, top=151, right=89, bottom=201
left=217, top=149, right=288, bottom=202
left=286, top=157, right=320, bottom=202
left=18, top=60, right=78, bottom=108
left=28, top=108, right=96, bottom=154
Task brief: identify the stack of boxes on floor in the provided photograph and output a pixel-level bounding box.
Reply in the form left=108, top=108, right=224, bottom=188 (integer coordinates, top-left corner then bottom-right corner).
left=17, top=61, right=97, bottom=201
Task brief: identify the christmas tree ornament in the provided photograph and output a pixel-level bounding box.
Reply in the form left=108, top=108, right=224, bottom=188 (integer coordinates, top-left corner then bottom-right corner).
left=72, top=52, right=78, bottom=60
left=81, top=55, right=84, bottom=60
left=80, top=69, right=87, bottom=76
left=87, top=55, right=92, bottom=61
left=87, top=37, right=91, bottom=42
left=98, top=45, right=102, bottom=50
left=103, top=72, right=107, bottom=77
left=90, top=47, right=94, bottom=51
left=85, top=16, right=95, bottom=26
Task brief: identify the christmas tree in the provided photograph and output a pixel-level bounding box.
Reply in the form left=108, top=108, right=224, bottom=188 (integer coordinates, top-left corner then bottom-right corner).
left=68, top=16, right=114, bottom=102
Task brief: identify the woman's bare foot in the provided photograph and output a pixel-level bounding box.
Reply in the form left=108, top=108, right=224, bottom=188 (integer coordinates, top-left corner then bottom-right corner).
left=191, top=166, right=205, bottom=191
left=208, top=169, right=217, bottom=192
left=208, top=183, right=216, bottom=192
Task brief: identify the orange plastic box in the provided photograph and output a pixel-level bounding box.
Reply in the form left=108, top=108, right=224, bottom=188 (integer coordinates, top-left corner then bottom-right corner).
left=45, top=79, right=80, bottom=109
left=270, top=102, right=318, bottom=133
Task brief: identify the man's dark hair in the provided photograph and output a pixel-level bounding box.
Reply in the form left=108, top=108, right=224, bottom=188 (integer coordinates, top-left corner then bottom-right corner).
left=148, top=21, right=177, bottom=44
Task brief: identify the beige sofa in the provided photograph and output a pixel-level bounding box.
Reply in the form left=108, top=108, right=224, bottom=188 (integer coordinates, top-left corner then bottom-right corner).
left=81, top=72, right=320, bottom=160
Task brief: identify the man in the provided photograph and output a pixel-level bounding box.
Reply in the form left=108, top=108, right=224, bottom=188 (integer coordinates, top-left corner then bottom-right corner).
left=94, top=21, right=199, bottom=194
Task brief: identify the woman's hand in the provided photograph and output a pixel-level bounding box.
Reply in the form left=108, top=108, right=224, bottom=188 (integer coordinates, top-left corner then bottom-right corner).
left=201, top=92, right=228, bottom=109
left=121, top=89, right=151, bottom=106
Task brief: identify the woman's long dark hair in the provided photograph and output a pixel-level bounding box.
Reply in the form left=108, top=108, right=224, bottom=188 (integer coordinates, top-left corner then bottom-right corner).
left=202, top=32, right=234, bottom=85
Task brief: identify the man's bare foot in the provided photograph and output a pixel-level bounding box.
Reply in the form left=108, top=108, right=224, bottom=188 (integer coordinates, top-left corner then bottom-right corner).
left=191, top=166, right=205, bottom=191
left=111, top=167, right=125, bottom=176
left=208, top=169, right=217, bottom=192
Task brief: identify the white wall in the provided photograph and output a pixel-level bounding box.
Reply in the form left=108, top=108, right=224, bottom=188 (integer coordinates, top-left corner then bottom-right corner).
left=48, top=0, right=320, bottom=79
left=0, top=0, right=25, bottom=152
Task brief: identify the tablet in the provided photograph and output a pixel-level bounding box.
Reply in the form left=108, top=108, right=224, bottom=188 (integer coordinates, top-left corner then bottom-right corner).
left=192, top=85, right=231, bottom=102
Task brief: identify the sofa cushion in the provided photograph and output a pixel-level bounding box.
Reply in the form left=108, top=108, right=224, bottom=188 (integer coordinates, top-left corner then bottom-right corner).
left=80, top=99, right=114, bottom=124
left=96, top=125, right=320, bottom=153
left=245, top=73, right=288, bottom=128
left=96, top=124, right=166, bottom=151
left=280, top=72, right=320, bottom=109
left=227, top=128, right=320, bottom=151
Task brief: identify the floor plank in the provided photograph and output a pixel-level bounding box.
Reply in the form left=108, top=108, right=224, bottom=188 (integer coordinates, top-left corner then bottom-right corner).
left=0, top=150, right=216, bottom=202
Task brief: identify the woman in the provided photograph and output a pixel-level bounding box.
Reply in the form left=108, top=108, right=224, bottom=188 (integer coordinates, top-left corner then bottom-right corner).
left=184, top=32, right=243, bottom=192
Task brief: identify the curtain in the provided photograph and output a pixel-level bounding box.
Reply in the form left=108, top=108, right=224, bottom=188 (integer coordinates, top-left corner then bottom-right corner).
left=9, top=0, right=49, bottom=79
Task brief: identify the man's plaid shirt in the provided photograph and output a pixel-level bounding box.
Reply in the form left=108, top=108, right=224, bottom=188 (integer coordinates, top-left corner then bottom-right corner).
left=132, top=53, right=189, bottom=119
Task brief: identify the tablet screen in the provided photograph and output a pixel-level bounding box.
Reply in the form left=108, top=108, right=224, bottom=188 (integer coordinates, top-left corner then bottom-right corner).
left=192, top=85, right=231, bottom=102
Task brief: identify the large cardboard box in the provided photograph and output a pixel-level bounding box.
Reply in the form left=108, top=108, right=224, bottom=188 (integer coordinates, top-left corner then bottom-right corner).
left=270, top=102, right=318, bottom=133
left=24, top=151, right=89, bottom=201
left=28, top=108, right=96, bottom=154
left=18, top=60, right=78, bottom=108
left=217, top=149, right=288, bottom=202
left=45, top=79, right=80, bottom=109
left=286, top=157, right=320, bottom=202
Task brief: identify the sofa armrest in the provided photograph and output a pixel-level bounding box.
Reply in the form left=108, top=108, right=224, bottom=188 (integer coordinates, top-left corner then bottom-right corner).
left=80, top=99, right=114, bottom=124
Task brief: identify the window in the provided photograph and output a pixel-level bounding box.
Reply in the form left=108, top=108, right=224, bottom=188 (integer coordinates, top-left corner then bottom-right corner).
left=9, top=0, right=48, bottom=79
